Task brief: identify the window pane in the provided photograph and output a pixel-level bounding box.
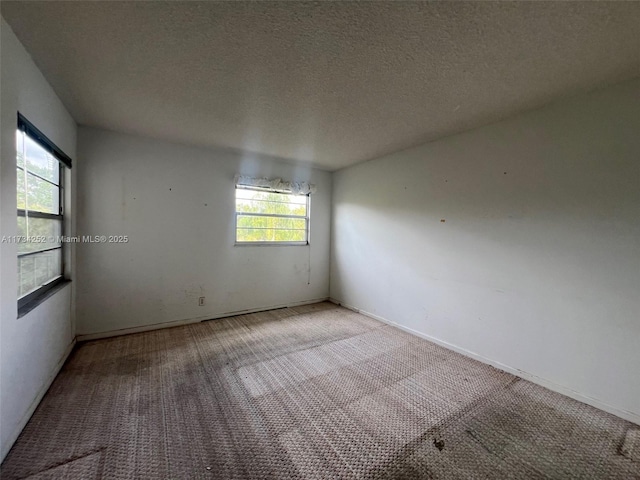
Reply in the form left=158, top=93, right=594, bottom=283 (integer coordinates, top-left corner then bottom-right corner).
left=17, top=168, right=26, bottom=210
left=235, top=187, right=309, bottom=243
left=24, top=133, right=59, bottom=185
left=16, top=130, right=25, bottom=168
left=236, top=190, right=307, bottom=216
left=26, top=172, right=59, bottom=214
left=18, top=248, right=62, bottom=298
left=17, top=217, right=62, bottom=254
left=237, top=215, right=306, bottom=230
left=236, top=228, right=306, bottom=243
left=236, top=198, right=307, bottom=216
left=236, top=188, right=307, bottom=204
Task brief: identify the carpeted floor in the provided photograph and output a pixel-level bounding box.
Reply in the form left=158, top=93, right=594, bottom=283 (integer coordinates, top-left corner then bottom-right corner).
left=1, top=302, right=638, bottom=479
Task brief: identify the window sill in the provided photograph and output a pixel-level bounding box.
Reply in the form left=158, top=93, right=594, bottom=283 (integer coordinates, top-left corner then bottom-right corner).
left=234, top=242, right=309, bottom=247
left=18, top=279, right=72, bottom=318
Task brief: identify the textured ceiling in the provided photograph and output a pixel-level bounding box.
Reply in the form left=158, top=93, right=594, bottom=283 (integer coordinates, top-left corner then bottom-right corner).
left=2, top=2, right=639, bottom=170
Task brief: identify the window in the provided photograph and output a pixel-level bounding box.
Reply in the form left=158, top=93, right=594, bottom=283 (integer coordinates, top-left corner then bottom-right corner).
left=16, top=113, right=72, bottom=310
left=235, top=185, right=309, bottom=245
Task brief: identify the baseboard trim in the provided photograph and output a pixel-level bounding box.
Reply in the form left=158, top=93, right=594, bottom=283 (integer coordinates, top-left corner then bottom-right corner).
left=1, top=338, right=76, bottom=462
left=77, top=297, right=330, bottom=342
left=329, top=298, right=640, bottom=426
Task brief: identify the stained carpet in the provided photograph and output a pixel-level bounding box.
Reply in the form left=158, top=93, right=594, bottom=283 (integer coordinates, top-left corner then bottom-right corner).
left=1, top=302, right=638, bottom=479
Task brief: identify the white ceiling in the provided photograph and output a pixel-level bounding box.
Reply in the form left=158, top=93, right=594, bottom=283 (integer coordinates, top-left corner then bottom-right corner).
left=2, top=1, right=639, bottom=171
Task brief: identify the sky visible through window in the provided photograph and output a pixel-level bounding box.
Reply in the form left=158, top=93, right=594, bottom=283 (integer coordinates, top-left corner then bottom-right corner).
left=235, top=187, right=308, bottom=243
left=16, top=129, right=63, bottom=298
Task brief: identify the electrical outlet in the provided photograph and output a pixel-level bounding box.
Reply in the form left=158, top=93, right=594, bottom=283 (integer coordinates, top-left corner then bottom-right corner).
left=198, top=297, right=205, bottom=306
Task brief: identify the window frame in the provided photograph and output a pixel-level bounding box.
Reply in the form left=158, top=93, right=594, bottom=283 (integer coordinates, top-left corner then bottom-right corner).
left=16, top=113, right=71, bottom=312
left=234, top=185, right=310, bottom=246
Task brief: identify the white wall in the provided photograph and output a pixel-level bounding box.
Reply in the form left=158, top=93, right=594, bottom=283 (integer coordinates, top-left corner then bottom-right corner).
left=76, top=128, right=331, bottom=337
left=0, top=18, right=77, bottom=461
left=331, top=78, right=640, bottom=423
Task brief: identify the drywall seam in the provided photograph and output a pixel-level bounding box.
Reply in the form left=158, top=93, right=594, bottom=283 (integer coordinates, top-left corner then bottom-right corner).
left=1, top=339, right=76, bottom=460
left=329, top=298, right=640, bottom=427
left=77, top=297, right=330, bottom=341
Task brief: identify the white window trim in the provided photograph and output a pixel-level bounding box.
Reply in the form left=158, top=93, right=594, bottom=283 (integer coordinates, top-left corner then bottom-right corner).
left=16, top=112, right=72, bottom=315
left=234, top=185, right=310, bottom=246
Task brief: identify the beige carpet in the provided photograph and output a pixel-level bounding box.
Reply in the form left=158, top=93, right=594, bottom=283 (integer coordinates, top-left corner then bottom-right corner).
left=1, top=302, right=638, bottom=479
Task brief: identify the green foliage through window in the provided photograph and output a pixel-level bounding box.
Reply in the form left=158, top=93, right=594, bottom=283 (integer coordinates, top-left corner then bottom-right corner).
left=235, top=186, right=309, bottom=243
left=16, top=129, right=64, bottom=299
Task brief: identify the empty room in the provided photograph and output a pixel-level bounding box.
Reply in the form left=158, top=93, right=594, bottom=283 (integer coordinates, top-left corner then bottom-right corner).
left=1, top=1, right=639, bottom=478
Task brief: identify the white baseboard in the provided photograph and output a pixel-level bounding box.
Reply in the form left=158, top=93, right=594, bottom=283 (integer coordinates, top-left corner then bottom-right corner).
left=1, top=338, right=76, bottom=462
left=329, top=298, right=640, bottom=427
left=77, top=297, right=330, bottom=342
